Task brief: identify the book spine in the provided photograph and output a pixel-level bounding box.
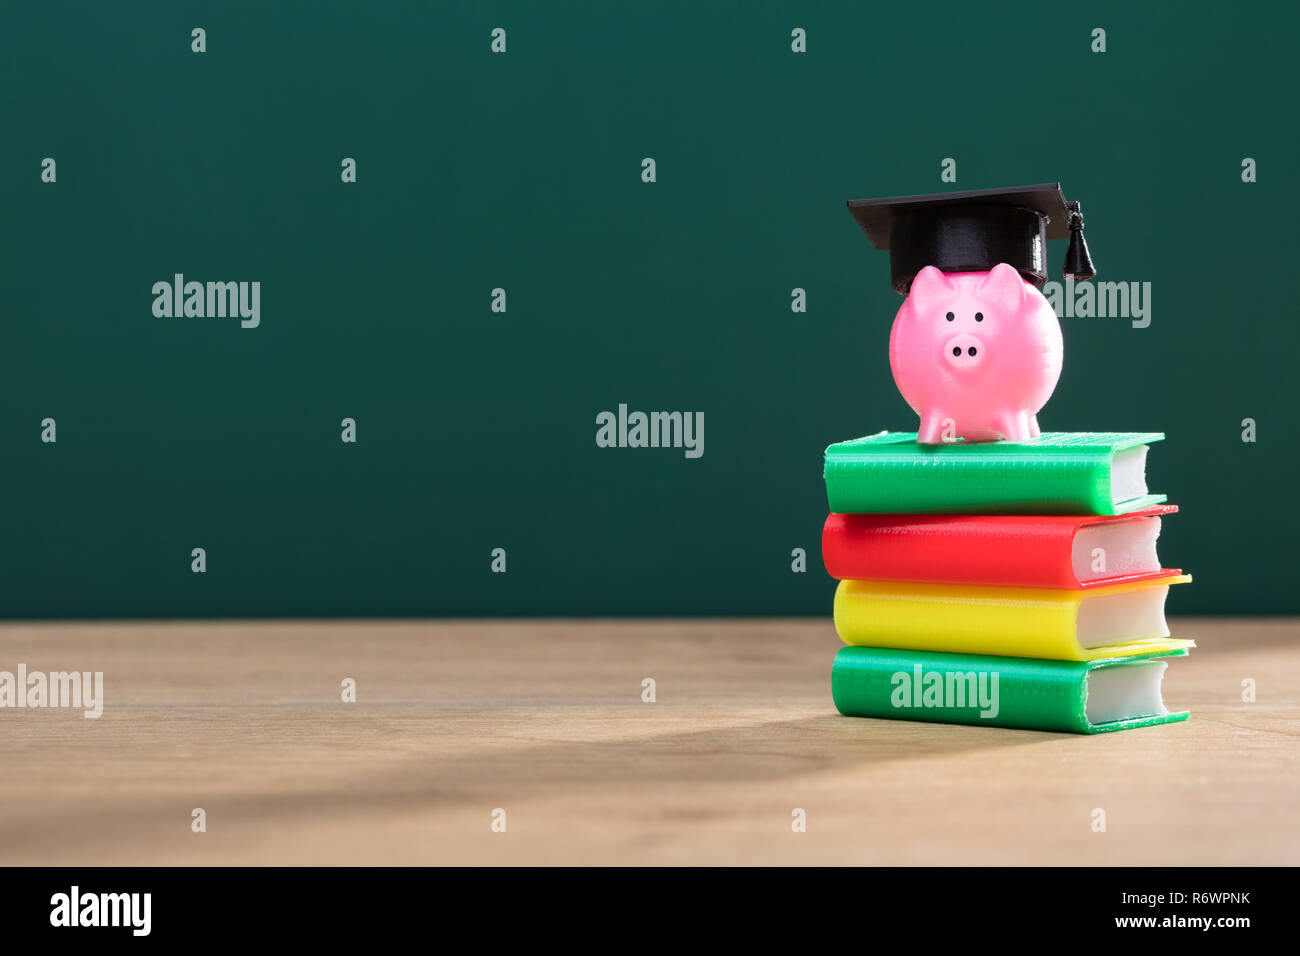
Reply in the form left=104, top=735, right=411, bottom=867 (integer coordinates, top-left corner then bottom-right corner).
left=823, top=455, right=1113, bottom=515
left=821, top=514, right=1078, bottom=586
left=831, top=646, right=1089, bottom=733
left=833, top=579, right=1083, bottom=659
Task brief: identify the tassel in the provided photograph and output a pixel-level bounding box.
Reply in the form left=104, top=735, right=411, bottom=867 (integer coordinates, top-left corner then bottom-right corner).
left=1062, top=201, right=1096, bottom=281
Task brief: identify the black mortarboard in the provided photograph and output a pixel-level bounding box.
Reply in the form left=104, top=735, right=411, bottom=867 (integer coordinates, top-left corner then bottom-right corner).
left=846, top=183, right=1096, bottom=295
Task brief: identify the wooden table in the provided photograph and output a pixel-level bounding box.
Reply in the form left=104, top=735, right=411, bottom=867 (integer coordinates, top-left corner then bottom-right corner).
left=0, top=618, right=1295, bottom=865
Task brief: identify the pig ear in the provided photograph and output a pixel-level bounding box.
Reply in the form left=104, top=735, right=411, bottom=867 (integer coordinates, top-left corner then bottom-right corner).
left=908, top=266, right=956, bottom=311
left=976, top=262, right=1026, bottom=311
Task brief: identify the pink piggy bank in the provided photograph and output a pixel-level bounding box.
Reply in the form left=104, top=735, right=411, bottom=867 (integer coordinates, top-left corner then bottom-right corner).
left=890, top=262, right=1063, bottom=444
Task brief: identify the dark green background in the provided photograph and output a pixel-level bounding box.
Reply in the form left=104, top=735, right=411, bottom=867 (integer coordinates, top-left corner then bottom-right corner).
left=1, top=1, right=1295, bottom=616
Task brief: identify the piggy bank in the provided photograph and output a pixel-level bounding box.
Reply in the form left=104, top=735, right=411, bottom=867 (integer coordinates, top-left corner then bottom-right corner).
left=890, top=262, right=1063, bottom=444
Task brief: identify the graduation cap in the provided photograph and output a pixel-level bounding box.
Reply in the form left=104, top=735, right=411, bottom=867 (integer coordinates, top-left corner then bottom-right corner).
left=846, top=183, right=1096, bottom=295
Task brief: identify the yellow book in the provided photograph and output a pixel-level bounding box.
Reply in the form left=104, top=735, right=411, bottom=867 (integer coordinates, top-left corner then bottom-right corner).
left=833, top=574, right=1193, bottom=661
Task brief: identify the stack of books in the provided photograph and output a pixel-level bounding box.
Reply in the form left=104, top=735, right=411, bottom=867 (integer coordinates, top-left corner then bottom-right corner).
left=822, top=431, right=1193, bottom=733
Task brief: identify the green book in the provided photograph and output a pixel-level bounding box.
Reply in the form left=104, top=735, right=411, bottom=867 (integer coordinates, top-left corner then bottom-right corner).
left=831, top=645, right=1189, bottom=734
left=823, top=431, right=1166, bottom=515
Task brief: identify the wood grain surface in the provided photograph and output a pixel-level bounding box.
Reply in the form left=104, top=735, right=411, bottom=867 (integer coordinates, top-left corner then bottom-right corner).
left=0, top=618, right=1295, bottom=865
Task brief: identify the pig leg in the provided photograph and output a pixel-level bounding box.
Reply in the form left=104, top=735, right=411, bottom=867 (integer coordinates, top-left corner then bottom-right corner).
left=916, top=412, right=952, bottom=444
left=993, top=411, right=1035, bottom=442
left=1028, top=414, right=1042, bottom=438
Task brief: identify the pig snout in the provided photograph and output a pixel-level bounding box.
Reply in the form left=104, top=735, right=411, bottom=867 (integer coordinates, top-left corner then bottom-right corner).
left=942, top=333, right=985, bottom=370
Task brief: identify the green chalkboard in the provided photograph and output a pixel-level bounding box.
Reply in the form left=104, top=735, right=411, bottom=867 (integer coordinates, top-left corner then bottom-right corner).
left=1, top=1, right=1296, bottom=616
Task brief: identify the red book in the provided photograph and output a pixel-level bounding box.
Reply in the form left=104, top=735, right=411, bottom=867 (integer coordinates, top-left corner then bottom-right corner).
left=822, top=505, right=1180, bottom=589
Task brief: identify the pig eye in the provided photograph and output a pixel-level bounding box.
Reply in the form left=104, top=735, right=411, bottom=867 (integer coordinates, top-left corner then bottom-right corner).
left=945, top=312, right=954, bottom=321
left=974, top=312, right=984, bottom=322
